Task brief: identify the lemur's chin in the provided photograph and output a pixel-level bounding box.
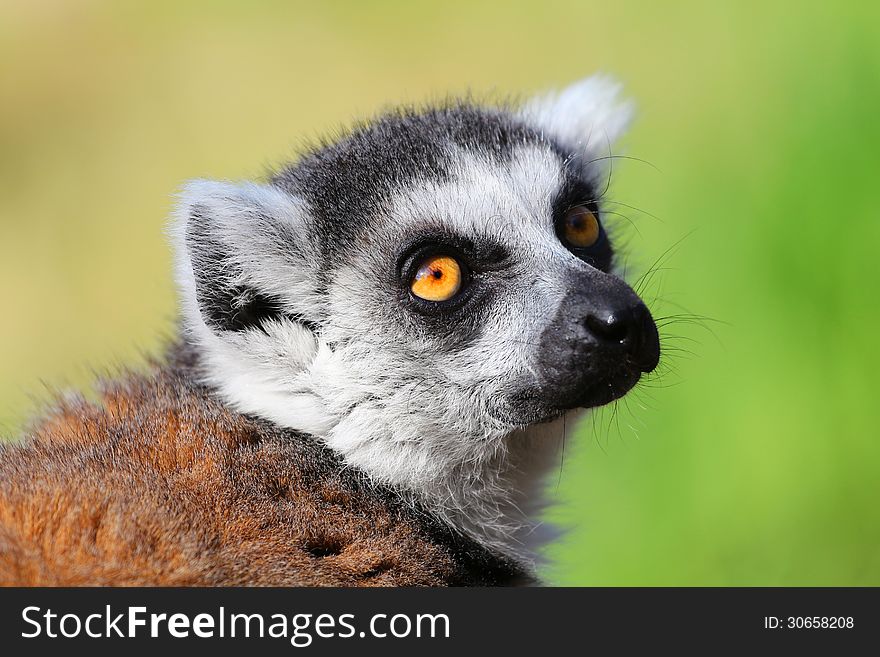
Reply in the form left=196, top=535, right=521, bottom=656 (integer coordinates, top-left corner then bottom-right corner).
left=576, top=364, right=644, bottom=409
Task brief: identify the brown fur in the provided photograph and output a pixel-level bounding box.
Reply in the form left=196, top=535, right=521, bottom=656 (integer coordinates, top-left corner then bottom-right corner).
left=0, top=344, right=526, bottom=586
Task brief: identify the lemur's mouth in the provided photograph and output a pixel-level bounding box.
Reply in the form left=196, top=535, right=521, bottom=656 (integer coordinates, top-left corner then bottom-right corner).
left=495, top=358, right=651, bottom=426
left=576, top=360, right=646, bottom=409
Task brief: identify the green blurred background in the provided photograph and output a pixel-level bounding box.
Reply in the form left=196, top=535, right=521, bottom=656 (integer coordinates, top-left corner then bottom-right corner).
left=1, top=1, right=878, bottom=585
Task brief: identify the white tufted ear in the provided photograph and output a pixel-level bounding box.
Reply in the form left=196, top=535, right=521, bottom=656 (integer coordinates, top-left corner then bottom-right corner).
left=167, top=180, right=334, bottom=435
left=519, top=75, right=635, bottom=158
left=169, top=179, right=322, bottom=337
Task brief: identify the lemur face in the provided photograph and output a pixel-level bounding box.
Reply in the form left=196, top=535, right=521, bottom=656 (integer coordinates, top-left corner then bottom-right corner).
left=173, top=76, right=659, bottom=491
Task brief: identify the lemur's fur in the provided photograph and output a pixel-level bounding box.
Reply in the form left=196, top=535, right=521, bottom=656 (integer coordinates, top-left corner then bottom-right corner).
left=0, top=345, right=526, bottom=585
left=0, top=76, right=659, bottom=586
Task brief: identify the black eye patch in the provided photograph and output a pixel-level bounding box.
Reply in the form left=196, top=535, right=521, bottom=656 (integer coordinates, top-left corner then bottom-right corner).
left=551, top=176, right=614, bottom=271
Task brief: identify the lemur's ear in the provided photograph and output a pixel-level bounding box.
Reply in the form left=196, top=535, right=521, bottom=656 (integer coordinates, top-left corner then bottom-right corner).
left=519, top=75, right=634, bottom=157
left=170, top=180, right=328, bottom=432
left=171, top=180, right=318, bottom=337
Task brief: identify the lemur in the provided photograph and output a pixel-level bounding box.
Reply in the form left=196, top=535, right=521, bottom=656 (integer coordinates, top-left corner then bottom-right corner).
left=0, top=76, right=660, bottom=586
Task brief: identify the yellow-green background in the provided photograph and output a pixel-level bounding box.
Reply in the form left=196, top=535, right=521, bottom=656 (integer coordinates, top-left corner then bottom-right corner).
left=1, top=1, right=877, bottom=585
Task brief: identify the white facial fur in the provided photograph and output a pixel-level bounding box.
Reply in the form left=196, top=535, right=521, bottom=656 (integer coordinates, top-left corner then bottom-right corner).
left=171, top=76, right=633, bottom=567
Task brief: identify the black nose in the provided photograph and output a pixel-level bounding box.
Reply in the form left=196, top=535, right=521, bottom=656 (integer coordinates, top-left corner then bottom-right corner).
left=584, top=303, right=660, bottom=373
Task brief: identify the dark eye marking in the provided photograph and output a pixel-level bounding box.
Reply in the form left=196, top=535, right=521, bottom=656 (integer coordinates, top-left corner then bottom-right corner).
left=551, top=177, right=613, bottom=271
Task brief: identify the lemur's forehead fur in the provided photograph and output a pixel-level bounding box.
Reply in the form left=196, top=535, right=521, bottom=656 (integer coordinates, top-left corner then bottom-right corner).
left=172, top=76, right=655, bottom=562
left=274, top=104, right=556, bottom=256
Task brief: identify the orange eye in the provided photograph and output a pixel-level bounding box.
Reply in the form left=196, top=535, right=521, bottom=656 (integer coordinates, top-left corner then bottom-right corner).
left=410, top=255, right=463, bottom=302
left=561, top=205, right=601, bottom=248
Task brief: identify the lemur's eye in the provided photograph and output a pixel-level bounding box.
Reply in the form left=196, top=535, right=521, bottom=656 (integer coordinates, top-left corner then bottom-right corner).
left=561, top=205, right=601, bottom=248
left=410, top=255, right=463, bottom=302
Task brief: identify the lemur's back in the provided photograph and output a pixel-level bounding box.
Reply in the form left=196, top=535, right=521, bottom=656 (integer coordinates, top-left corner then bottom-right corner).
left=0, top=343, right=525, bottom=586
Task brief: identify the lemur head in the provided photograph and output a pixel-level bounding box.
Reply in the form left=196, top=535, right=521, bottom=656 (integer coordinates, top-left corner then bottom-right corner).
left=172, top=76, right=659, bottom=500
